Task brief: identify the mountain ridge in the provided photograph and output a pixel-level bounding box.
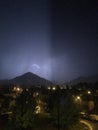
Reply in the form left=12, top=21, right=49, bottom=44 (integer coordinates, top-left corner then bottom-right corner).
left=66, top=74, right=98, bottom=85
left=0, top=72, right=53, bottom=87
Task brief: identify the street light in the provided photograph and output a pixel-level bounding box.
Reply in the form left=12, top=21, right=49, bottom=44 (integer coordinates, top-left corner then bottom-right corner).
left=52, top=86, right=56, bottom=90
left=77, top=96, right=80, bottom=100
left=75, top=96, right=82, bottom=108
left=87, top=91, right=91, bottom=94
left=48, top=86, right=51, bottom=90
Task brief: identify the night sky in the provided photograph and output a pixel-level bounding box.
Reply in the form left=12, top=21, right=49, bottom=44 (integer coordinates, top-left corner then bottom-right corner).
left=0, top=0, right=97, bottom=83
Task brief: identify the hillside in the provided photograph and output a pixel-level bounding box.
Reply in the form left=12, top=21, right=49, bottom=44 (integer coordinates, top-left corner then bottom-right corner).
left=67, top=74, right=98, bottom=85
left=0, top=72, right=53, bottom=87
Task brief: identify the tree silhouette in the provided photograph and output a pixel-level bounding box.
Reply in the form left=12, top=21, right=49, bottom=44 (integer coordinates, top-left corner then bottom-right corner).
left=11, top=89, right=36, bottom=129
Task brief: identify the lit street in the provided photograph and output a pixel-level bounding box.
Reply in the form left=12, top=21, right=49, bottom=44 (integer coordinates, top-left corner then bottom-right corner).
left=81, top=120, right=98, bottom=130
left=88, top=121, right=98, bottom=130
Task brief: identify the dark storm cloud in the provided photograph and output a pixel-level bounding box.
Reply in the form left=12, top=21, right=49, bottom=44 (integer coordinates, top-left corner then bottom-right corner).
left=50, top=0, right=97, bottom=82
left=0, top=0, right=97, bottom=83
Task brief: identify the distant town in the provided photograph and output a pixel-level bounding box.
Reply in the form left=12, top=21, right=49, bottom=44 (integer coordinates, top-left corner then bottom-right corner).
left=0, top=72, right=98, bottom=130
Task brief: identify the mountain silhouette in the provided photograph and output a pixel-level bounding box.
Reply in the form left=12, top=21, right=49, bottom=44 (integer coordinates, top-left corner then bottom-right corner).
left=67, top=74, right=98, bottom=85
left=0, top=72, right=53, bottom=87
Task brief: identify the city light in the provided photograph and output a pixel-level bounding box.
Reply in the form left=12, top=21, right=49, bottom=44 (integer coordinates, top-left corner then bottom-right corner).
left=26, top=88, right=29, bottom=91
left=48, top=86, right=51, bottom=90
left=35, top=105, right=41, bottom=114
left=87, top=90, right=91, bottom=94
left=52, top=86, right=56, bottom=90
left=77, top=96, right=80, bottom=100
left=13, top=86, right=23, bottom=93
left=75, top=96, right=81, bottom=102
left=17, top=87, right=20, bottom=91
left=33, top=92, right=39, bottom=97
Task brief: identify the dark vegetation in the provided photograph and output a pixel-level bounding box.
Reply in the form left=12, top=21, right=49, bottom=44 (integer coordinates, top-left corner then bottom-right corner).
left=0, top=82, right=98, bottom=130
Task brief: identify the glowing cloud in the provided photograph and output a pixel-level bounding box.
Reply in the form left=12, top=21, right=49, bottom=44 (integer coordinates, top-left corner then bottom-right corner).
left=32, top=64, right=40, bottom=69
